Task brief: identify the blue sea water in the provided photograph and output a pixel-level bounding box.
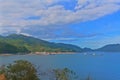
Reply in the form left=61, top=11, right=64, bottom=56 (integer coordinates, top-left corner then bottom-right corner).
left=0, top=52, right=120, bottom=80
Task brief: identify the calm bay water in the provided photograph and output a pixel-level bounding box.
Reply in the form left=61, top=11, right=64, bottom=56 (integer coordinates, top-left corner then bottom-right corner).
left=0, top=52, right=120, bottom=80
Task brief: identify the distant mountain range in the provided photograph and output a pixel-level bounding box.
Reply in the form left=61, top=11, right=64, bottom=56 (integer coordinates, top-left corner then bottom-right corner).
left=0, top=34, right=120, bottom=54
left=82, top=44, right=120, bottom=52
left=95, top=44, right=120, bottom=52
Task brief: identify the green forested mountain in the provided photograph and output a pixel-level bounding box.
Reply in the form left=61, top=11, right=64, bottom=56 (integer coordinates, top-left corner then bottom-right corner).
left=0, top=34, right=82, bottom=54
left=0, top=41, right=29, bottom=54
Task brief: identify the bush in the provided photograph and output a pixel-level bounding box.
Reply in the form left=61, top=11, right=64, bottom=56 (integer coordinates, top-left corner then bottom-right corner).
left=53, top=68, right=78, bottom=80
left=0, top=60, right=93, bottom=80
left=0, top=60, right=39, bottom=80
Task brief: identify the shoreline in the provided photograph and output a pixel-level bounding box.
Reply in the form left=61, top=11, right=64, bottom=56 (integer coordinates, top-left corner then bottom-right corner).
left=0, top=54, right=14, bottom=56
left=0, top=52, right=77, bottom=56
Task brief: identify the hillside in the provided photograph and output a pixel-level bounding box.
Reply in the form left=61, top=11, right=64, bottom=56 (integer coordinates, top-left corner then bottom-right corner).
left=0, top=34, right=82, bottom=54
left=0, top=41, right=29, bottom=54
left=95, top=44, right=120, bottom=52
left=1, top=34, right=120, bottom=54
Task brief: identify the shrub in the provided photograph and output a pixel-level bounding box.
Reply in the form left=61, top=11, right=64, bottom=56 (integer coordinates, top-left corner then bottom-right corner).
left=53, top=68, right=78, bottom=80
left=1, top=60, right=39, bottom=80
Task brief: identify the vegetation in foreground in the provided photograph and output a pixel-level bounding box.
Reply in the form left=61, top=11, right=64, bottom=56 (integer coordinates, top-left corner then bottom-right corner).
left=0, top=60, right=39, bottom=80
left=0, top=60, right=92, bottom=80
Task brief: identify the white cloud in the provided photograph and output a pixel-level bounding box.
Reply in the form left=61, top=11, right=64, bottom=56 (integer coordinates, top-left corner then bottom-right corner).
left=0, top=0, right=120, bottom=34
left=19, top=33, right=32, bottom=37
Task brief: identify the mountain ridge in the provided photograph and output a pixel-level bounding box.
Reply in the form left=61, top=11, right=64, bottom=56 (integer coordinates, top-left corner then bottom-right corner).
left=0, top=34, right=120, bottom=54
left=0, top=34, right=82, bottom=54
left=95, top=44, right=120, bottom=52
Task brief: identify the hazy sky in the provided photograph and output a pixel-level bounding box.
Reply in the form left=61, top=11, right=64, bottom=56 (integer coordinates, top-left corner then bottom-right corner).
left=0, top=0, right=120, bottom=48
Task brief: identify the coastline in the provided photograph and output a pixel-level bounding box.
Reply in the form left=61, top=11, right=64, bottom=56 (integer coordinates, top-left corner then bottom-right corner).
left=0, top=54, right=13, bottom=56
left=0, top=52, right=76, bottom=56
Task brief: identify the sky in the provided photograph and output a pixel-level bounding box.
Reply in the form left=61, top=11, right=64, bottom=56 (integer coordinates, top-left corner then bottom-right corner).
left=0, top=0, right=120, bottom=49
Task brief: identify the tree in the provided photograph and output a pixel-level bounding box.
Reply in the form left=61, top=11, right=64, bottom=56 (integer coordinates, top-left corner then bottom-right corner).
left=52, top=68, right=78, bottom=80
left=1, top=60, right=39, bottom=80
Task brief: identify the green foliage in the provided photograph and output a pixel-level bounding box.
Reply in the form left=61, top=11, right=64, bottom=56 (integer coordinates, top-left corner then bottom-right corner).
left=1, top=60, right=39, bottom=80
left=0, top=41, right=30, bottom=54
left=0, top=42, right=18, bottom=53
left=0, top=60, right=94, bottom=80
left=0, top=34, right=82, bottom=54
left=53, top=68, right=78, bottom=80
